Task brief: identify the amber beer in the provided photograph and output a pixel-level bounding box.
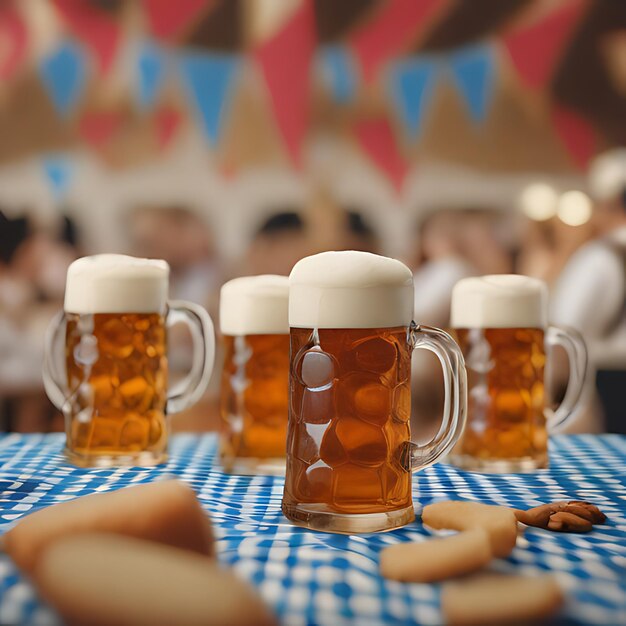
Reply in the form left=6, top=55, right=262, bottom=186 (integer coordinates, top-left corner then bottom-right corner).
left=65, top=312, right=167, bottom=459
left=283, top=251, right=467, bottom=534
left=219, top=276, right=290, bottom=474
left=288, top=326, right=412, bottom=514
left=43, top=254, right=215, bottom=467
left=449, top=275, right=587, bottom=472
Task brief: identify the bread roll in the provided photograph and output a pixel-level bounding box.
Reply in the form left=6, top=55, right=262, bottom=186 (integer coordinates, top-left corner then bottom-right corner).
left=4, top=480, right=214, bottom=575
left=35, top=534, right=277, bottom=626
left=380, top=529, right=492, bottom=582
left=442, top=573, right=563, bottom=625
left=422, top=501, right=518, bottom=558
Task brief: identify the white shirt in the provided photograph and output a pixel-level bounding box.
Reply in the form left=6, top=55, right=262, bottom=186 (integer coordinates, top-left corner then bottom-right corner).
left=551, top=226, right=626, bottom=369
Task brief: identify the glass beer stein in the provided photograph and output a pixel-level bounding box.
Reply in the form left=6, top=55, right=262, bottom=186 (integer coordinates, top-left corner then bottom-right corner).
left=448, top=275, right=587, bottom=472
left=43, top=255, right=215, bottom=467
left=282, top=251, right=467, bottom=533
left=219, top=275, right=289, bottom=474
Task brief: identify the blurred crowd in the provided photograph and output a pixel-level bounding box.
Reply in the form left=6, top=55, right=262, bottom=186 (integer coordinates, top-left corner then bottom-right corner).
left=1, top=149, right=625, bottom=436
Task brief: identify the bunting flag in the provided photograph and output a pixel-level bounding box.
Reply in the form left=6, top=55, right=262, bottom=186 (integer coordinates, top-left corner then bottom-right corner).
left=142, top=0, right=212, bottom=42
left=354, top=117, right=408, bottom=192
left=388, top=57, right=437, bottom=140
left=255, top=0, right=316, bottom=166
left=351, top=0, right=448, bottom=84
left=178, top=52, right=239, bottom=146
left=78, top=111, right=123, bottom=149
left=154, top=107, right=181, bottom=150
left=0, top=4, right=28, bottom=80
left=551, top=105, right=596, bottom=171
left=39, top=41, right=86, bottom=118
left=502, top=0, right=587, bottom=91
left=136, top=42, right=167, bottom=110
left=318, top=46, right=357, bottom=104
left=42, top=155, right=74, bottom=200
left=448, top=44, right=495, bottom=123
left=53, top=0, right=120, bottom=75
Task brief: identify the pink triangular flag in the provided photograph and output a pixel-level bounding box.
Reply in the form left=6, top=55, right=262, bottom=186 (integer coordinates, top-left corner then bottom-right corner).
left=354, top=117, right=409, bottom=192
left=78, top=111, right=123, bottom=149
left=155, top=107, right=181, bottom=149
left=142, top=0, right=212, bottom=42
left=255, top=0, right=316, bottom=166
left=0, top=5, right=27, bottom=80
left=502, top=0, right=587, bottom=91
left=551, top=105, right=596, bottom=171
left=351, top=0, right=448, bottom=84
left=53, top=0, right=121, bottom=75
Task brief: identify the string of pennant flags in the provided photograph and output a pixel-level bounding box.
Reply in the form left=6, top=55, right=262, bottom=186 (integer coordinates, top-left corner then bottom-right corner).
left=0, top=0, right=596, bottom=196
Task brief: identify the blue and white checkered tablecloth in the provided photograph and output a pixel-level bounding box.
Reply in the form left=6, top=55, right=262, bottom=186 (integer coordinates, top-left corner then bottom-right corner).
left=0, top=433, right=624, bottom=626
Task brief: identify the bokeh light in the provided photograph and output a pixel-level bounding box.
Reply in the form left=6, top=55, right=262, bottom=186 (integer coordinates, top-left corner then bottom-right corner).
left=557, top=191, right=592, bottom=226
left=519, top=183, right=559, bottom=221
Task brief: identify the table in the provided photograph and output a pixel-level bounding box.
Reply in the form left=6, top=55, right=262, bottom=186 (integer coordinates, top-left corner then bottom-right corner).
left=0, top=434, right=624, bottom=626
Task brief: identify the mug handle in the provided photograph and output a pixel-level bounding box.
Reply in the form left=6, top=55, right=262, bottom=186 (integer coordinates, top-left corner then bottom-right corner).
left=166, top=300, right=216, bottom=414
left=42, top=310, right=69, bottom=412
left=407, top=322, right=468, bottom=471
left=545, top=325, right=587, bottom=431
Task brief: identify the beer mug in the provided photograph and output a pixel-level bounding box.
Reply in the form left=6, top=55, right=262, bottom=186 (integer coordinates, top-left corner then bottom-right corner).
left=448, top=275, right=587, bottom=472
left=282, top=251, right=467, bottom=533
left=43, top=255, right=215, bottom=467
left=219, top=275, right=289, bottom=474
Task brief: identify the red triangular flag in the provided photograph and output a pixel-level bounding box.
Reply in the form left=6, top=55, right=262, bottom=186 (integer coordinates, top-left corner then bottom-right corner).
left=502, top=0, right=587, bottom=91
left=551, top=105, right=596, bottom=171
left=142, top=0, right=212, bottom=42
left=0, top=5, right=27, bottom=80
left=78, top=111, right=123, bottom=149
left=354, top=117, right=409, bottom=192
left=351, top=0, right=448, bottom=84
left=255, top=0, right=316, bottom=166
left=155, top=107, right=181, bottom=150
left=53, top=0, right=120, bottom=75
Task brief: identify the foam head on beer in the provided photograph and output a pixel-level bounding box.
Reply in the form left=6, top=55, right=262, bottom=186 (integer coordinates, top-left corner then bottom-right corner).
left=289, top=251, right=413, bottom=329
left=64, top=254, right=169, bottom=314
left=220, top=275, right=289, bottom=335
left=451, top=274, right=548, bottom=329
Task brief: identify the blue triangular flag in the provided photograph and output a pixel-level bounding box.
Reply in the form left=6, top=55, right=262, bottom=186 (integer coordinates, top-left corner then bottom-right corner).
left=136, top=41, right=166, bottom=110
left=39, top=41, right=86, bottom=118
left=319, top=46, right=357, bottom=104
left=448, top=44, right=495, bottom=123
left=389, top=57, right=438, bottom=139
left=178, top=52, right=239, bottom=146
left=42, top=155, right=74, bottom=200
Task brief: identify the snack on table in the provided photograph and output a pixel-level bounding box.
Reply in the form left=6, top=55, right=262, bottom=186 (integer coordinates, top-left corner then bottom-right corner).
left=35, top=534, right=277, bottom=626
left=441, top=573, right=564, bottom=625
left=421, top=501, right=518, bottom=558
left=4, top=480, right=214, bottom=576
left=515, top=500, right=606, bottom=532
left=380, top=528, right=492, bottom=583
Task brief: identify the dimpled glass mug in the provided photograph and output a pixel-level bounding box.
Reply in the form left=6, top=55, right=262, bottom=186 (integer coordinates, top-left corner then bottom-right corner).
left=282, top=251, right=467, bottom=533
left=448, top=275, right=587, bottom=472
left=219, top=275, right=290, bottom=475
left=43, top=255, right=215, bottom=467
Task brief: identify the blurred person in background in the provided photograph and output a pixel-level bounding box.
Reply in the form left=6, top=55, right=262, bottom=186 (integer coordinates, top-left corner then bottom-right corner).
left=129, top=206, right=221, bottom=313
left=551, top=149, right=626, bottom=434
left=459, top=209, right=514, bottom=277
left=517, top=218, right=558, bottom=282
left=129, top=205, right=223, bottom=431
left=0, top=210, right=79, bottom=432
left=410, top=210, right=476, bottom=444
left=412, top=210, right=476, bottom=329
left=245, top=210, right=312, bottom=276
left=341, top=210, right=380, bottom=254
